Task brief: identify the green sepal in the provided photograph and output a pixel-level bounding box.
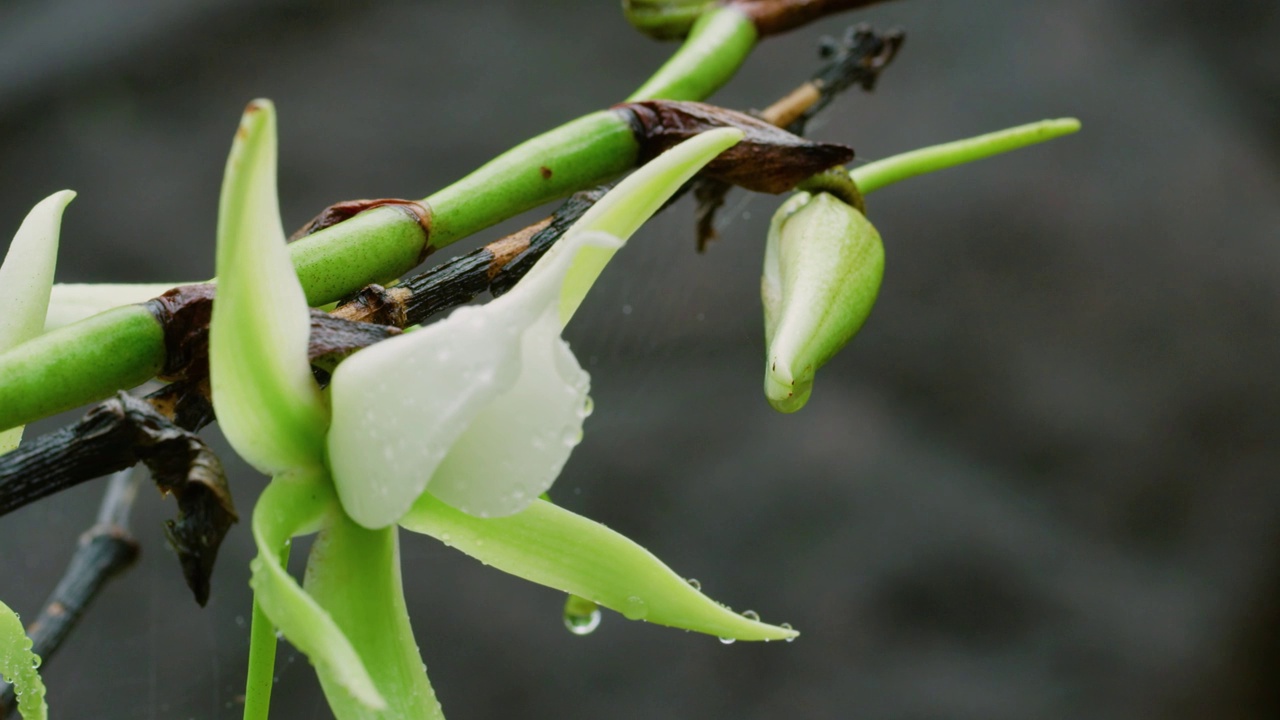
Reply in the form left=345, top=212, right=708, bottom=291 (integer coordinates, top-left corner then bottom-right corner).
left=249, top=470, right=386, bottom=711
left=400, top=495, right=798, bottom=642
left=208, top=99, right=328, bottom=475
left=305, top=512, right=442, bottom=719
left=0, top=599, right=47, bottom=720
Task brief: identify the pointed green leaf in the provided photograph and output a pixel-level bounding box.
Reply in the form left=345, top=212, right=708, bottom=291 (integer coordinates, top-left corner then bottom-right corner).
left=400, top=495, right=798, bottom=642
left=249, top=470, right=386, bottom=711
left=555, top=126, right=742, bottom=326
left=0, top=190, right=74, bottom=453
left=0, top=599, right=47, bottom=720
left=208, top=100, right=328, bottom=475
left=305, top=512, right=443, bottom=719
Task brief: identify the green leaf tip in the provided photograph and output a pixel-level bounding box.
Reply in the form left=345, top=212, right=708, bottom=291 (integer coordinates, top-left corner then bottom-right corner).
left=0, top=599, right=47, bottom=720
left=0, top=190, right=75, bottom=453
left=851, top=117, right=1082, bottom=195
left=209, top=99, right=328, bottom=476
left=401, top=495, right=799, bottom=642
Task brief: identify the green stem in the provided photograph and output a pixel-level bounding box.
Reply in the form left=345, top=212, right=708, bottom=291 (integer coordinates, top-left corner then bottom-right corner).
left=852, top=118, right=1081, bottom=194
left=626, top=7, right=758, bottom=102
left=0, top=306, right=164, bottom=431
left=242, top=565, right=286, bottom=720
left=0, top=14, right=762, bottom=434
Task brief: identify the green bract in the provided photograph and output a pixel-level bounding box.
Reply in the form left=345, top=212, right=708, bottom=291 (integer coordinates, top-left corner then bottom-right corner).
left=622, top=0, right=717, bottom=39
left=0, top=599, right=46, bottom=720
left=0, top=190, right=74, bottom=453
left=208, top=102, right=790, bottom=719
left=762, top=191, right=884, bottom=413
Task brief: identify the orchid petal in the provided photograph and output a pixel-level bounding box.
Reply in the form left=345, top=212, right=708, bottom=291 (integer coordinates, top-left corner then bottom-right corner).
left=209, top=100, right=327, bottom=475
left=44, top=282, right=191, bottom=331
left=305, top=511, right=443, bottom=719
left=400, top=495, right=799, bottom=642
left=328, top=129, right=744, bottom=528
left=553, top=125, right=742, bottom=326
left=0, top=190, right=74, bottom=453
left=0, top=598, right=47, bottom=719
left=248, top=470, right=386, bottom=711
left=327, top=230, right=614, bottom=528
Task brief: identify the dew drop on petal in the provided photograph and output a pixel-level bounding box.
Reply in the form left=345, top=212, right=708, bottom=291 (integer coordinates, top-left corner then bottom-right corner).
left=780, top=622, right=795, bottom=642
left=718, top=636, right=736, bottom=645
left=741, top=609, right=760, bottom=622
left=562, top=596, right=601, bottom=637
left=622, top=595, right=648, bottom=621
left=686, top=578, right=701, bottom=591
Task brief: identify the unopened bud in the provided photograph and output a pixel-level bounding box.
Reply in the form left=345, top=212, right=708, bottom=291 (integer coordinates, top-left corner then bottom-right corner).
left=622, top=0, right=717, bottom=40
left=762, top=191, right=883, bottom=413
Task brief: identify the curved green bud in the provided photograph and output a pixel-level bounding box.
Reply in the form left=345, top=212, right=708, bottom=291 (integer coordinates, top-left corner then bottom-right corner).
left=762, top=191, right=883, bottom=413
left=0, top=190, right=74, bottom=453
left=248, top=470, right=386, bottom=711
left=0, top=598, right=47, bottom=720
left=623, top=0, right=717, bottom=40
left=209, top=100, right=328, bottom=475
left=305, top=511, right=442, bottom=719
left=400, top=495, right=799, bottom=642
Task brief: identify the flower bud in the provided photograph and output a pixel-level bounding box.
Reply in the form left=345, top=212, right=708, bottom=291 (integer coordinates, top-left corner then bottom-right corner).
left=762, top=191, right=883, bottom=413
left=622, top=0, right=717, bottom=40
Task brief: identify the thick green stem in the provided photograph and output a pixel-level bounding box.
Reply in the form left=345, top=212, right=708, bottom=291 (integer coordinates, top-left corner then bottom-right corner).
left=0, top=306, right=164, bottom=432
left=852, top=118, right=1081, bottom=194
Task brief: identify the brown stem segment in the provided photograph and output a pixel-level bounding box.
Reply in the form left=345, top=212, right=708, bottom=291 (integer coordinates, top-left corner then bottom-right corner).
left=731, top=0, right=894, bottom=37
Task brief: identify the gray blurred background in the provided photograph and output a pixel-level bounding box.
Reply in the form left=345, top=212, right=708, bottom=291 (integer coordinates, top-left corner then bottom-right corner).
left=0, top=1, right=1277, bottom=718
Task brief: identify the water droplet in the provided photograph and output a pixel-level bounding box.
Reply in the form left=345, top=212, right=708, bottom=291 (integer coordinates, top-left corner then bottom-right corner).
left=439, top=532, right=451, bottom=544
left=621, top=304, right=633, bottom=315
left=622, top=595, right=648, bottom=620
left=780, top=622, right=795, bottom=642
left=718, top=636, right=736, bottom=645
left=741, top=609, right=760, bottom=622
left=686, top=578, right=701, bottom=591
left=275, top=630, right=284, bottom=640
left=562, top=596, right=601, bottom=636
left=581, top=396, right=594, bottom=418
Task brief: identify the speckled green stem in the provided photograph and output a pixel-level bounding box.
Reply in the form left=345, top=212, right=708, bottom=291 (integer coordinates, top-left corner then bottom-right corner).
left=0, top=306, right=164, bottom=432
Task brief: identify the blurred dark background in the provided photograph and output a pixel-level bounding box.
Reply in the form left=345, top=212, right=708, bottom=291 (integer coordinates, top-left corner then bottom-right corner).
left=0, top=1, right=1277, bottom=718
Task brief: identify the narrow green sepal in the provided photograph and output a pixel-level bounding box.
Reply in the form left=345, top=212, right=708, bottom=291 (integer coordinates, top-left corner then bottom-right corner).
left=305, top=513, right=443, bottom=720
left=209, top=100, right=328, bottom=475
left=623, top=0, right=717, bottom=40
left=400, top=495, right=799, bottom=642
left=249, top=471, right=386, bottom=711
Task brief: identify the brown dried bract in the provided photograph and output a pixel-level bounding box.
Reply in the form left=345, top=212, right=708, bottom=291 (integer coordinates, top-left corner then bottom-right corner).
left=145, top=283, right=216, bottom=382
left=289, top=197, right=433, bottom=244
left=618, top=100, right=853, bottom=193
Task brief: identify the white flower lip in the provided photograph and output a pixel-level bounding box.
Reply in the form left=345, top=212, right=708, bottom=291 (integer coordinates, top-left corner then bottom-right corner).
left=327, top=230, right=621, bottom=529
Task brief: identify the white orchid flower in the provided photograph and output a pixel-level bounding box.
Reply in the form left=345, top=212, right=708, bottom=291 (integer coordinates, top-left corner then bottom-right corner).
left=0, top=190, right=74, bottom=453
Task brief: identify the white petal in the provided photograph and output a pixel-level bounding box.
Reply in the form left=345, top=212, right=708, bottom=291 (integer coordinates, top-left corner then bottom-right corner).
left=45, top=282, right=190, bottom=331
left=327, top=231, right=619, bottom=528
left=0, top=191, right=74, bottom=350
